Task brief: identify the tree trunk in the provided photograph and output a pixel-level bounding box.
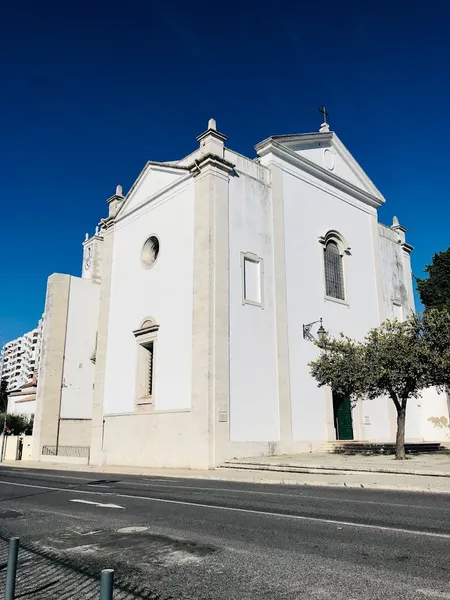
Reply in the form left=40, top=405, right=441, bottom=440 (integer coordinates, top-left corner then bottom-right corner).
left=395, top=406, right=407, bottom=460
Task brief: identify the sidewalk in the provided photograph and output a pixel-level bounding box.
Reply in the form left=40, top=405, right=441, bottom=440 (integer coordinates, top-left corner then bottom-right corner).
left=223, top=451, right=450, bottom=477
left=2, top=456, right=450, bottom=494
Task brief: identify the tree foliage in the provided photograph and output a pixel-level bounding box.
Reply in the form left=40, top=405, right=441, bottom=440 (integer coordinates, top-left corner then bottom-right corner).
left=0, top=378, right=8, bottom=414
left=0, top=413, right=34, bottom=436
left=416, top=247, right=450, bottom=312
left=309, top=309, right=450, bottom=459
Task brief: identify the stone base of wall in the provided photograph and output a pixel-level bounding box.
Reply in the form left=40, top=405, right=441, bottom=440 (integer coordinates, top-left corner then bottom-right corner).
left=58, top=419, right=92, bottom=447
left=40, top=455, right=89, bottom=465
left=101, top=410, right=210, bottom=469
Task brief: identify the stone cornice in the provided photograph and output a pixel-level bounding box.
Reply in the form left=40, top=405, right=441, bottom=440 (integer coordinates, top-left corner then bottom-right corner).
left=401, top=242, right=414, bottom=254
left=99, top=216, right=115, bottom=231
left=196, top=128, right=227, bottom=144
left=83, top=234, right=103, bottom=246
left=257, top=139, right=384, bottom=209
left=189, top=153, right=235, bottom=176
left=133, top=324, right=160, bottom=338
left=106, top=193, right=124, bottom=205
left=255, top=131, right=333, bottom=150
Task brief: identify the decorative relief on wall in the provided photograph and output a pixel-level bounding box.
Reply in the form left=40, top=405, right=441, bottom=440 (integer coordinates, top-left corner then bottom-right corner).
left=323, top=148, right=335, bottom=171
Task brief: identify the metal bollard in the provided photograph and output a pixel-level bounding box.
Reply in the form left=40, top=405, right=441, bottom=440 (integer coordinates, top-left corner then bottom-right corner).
left=4, top=537, right=19, bottom=600
left=99, top=569, right=114, bottom=600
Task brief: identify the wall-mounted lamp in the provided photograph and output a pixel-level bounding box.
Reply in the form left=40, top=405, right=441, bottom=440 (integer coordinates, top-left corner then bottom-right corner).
left=303, top=317, right=326, bottom=342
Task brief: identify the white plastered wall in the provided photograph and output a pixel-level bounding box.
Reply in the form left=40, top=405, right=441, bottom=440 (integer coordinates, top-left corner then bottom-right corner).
left=102, top=178, right=195, bottom=466
left=228, top=158, right=279, bottom=443
left=280, top=165, right=392, bottom=444
left=60, top=277, right=100, bottom=420
left=7, top=396, right=36, bottom=416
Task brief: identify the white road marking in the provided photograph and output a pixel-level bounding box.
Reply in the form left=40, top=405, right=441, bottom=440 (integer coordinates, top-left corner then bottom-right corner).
left=5, top=468, right=450, bottom=512
left=70, top=499, right=124, bottom=509
left=417, top=590, right=450, bottom=599
left=1, top=479, right=449, bottom=540
left=128, top=482, right=450, bottom=512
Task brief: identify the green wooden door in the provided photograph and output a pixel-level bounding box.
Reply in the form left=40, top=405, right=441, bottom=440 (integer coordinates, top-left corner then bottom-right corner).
left=333, top=392, right=354, bottom=440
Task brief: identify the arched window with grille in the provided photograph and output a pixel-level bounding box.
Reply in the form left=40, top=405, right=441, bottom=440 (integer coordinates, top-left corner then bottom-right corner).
left=324, top=240, right=345, bottom=300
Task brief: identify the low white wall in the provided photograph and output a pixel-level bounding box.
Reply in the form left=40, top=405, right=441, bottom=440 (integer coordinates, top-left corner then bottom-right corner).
left=420, top=388, right=450, bottom=442
left=3, top=436, right=19, bottom=461
left=1, top=435, right=34, bottom=461
left=22, top=435, right=33, bottom=461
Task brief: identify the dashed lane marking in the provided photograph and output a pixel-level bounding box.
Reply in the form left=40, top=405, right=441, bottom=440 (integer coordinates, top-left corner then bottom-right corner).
left=1, top=479, right=449, bottom=540
left=70, top=499, right=124, bottom=509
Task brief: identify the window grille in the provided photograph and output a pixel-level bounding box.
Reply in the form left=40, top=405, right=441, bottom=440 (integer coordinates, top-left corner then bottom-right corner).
left=324, top=241, right=345, bottom=300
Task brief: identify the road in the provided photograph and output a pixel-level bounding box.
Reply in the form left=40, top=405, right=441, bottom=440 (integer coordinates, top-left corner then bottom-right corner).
left=0, top=466, right=450, bottom=599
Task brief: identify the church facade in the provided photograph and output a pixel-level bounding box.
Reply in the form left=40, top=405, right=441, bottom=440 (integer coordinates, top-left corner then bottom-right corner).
left=32, top=119, right=449, bottom=468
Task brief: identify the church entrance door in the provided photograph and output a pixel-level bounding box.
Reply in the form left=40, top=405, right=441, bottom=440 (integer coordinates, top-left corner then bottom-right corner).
left=333, top=392, right=354, bottom=440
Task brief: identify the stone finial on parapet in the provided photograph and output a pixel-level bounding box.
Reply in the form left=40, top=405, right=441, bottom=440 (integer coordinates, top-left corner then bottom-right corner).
left=391, top=215, right=413, bottom=253
left=196, top=118, right=227, bottom=158
left=107, top=184, right=125, bottom=218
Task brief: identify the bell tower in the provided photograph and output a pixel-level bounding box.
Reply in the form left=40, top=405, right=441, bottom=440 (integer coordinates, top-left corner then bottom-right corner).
left=82, top=226, right=103, bottom=283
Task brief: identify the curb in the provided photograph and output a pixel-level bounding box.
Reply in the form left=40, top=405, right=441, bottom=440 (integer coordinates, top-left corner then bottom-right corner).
left=222, top=462, right=450, bottom=478
left=1, top=461, right=450, bottom=495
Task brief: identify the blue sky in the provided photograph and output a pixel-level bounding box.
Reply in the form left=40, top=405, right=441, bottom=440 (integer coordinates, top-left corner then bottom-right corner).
left=1, top=0, right=449, bottom=343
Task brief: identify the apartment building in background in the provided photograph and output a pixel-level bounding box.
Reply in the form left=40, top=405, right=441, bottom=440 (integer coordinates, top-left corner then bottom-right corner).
left=0, top=317, right=44, bottom=391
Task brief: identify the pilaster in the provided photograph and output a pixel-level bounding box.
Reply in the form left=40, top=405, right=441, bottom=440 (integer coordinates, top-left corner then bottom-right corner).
left=89, top=221, right=115, bottom=465
left=270, top=164, right=293, bottom=449
left=370, top=214, right=388, bottom=323
left=190, top=120, right=233, bottom=468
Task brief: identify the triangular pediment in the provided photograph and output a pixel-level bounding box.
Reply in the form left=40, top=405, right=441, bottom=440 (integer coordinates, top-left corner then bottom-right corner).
left=117, top=161, right=191, bottom=219
left=256, top=131, right=385, bottom=206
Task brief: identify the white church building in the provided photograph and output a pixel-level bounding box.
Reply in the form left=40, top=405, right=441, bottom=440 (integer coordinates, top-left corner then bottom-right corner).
left=32, top=118, right=449, bottom=468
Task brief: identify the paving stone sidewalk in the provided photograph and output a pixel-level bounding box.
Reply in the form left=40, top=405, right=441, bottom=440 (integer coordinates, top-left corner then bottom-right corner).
left=0, top=536, right=160, bottom=599
left=223, top=451, right=450, bottom=476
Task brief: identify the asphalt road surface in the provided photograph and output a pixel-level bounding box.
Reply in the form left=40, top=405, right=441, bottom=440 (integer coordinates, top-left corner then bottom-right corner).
left=0, top=466, right=450, bottom=599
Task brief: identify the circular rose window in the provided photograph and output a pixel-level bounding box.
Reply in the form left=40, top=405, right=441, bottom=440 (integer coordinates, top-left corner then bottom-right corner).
left=141, top=236, right=160, bottom=269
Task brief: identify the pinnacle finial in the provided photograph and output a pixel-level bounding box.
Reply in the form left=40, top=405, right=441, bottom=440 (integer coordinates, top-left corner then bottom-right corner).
left=393, top=216, right=399, bottom=226
left=116, top=184, right=123, bottom=197
left=208, top=118, right=217, bottom=131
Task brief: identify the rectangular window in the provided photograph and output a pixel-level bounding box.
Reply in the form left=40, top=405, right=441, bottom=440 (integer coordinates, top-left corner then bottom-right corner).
left=242, top=253, right=264, bottom=307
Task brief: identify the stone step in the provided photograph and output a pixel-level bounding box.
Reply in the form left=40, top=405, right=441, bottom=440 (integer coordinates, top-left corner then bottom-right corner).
left=318, top=441, right=444, bottom=455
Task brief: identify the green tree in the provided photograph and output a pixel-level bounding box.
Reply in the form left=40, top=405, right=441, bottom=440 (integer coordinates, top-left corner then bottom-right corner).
left=422, top=309, right=450, bottom=388
left=309, top=310, right=450, bottom=460
left=416, top=247, right=450, bottom=311
left=0, top=378, right=8, bottom=414
left=0, top=413, right=33, bottom=436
